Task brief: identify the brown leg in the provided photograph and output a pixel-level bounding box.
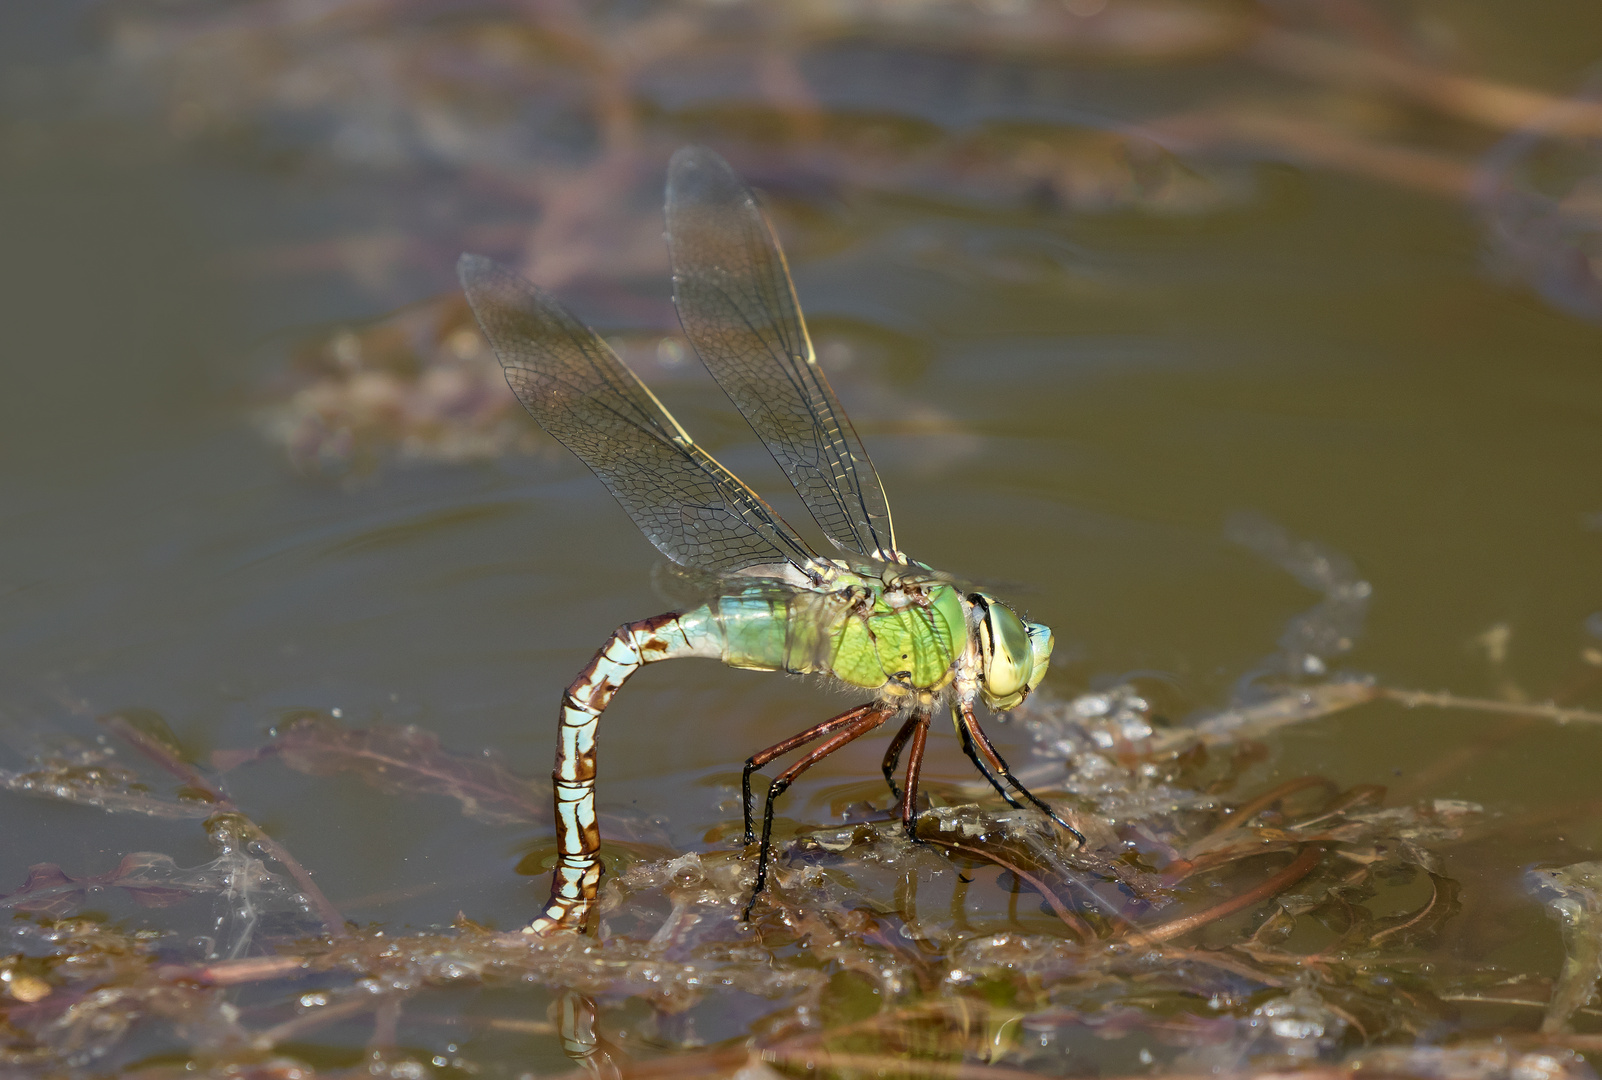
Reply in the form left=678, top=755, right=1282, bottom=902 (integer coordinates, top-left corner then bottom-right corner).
left=898, top=708, right=932, bottom=836
left=956, top=700, right=1086, bottom=846
left=745, top=702, right=895, bottom=919
left=879, top=713, right=923, bottom=803
left=743, top=703, right=877, bottom=843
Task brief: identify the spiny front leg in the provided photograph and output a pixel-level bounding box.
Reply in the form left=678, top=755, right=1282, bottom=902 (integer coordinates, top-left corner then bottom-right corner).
left=746, top=701, right=897, bottom=920
left=525, top=612, right=691, bottom=936
left=955, top=698, right=1086, bottom=846
left=957, top=721, right=1026, bottom=814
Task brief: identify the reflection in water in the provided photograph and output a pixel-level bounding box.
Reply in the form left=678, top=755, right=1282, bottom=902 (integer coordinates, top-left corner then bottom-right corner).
left=1528, top=860, right=1602, bottom=1035
left=558, top=989, right=622, bottom=1080
left=1226, top=511, right=1371, bottom=692
left=1476, top=72, right=1602, bottom=322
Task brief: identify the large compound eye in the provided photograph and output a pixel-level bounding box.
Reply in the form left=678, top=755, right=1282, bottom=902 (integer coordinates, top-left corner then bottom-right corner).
left=973, top=594, right=1033, bottom=700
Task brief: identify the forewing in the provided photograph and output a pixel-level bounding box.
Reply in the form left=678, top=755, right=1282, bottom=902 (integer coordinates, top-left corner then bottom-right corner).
left=666, top=146, right=898, bottom=560
left=458, top=254, right=819, bottom=576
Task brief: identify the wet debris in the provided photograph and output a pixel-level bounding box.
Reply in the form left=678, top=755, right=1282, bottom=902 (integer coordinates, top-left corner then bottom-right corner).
left=212, top=710, right=545, bottom=828
left=1528, top=860, right=1602, bottom=1034
left=0, top=677, right=1591, bottom=1078
left=1347, top=1044, right=1599, bottom=1080
left=0, top=731, right=215, bottom=820
left=13, top=515, right=1595, bottom=1074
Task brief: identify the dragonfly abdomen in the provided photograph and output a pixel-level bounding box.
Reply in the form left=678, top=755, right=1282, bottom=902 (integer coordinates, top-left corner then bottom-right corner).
left=528, top=611, right=720, bottom=935
left=681, top=589, right=848, bottom=680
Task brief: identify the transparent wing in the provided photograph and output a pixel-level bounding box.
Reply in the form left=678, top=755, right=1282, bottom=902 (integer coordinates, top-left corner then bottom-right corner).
left=666, top=146, right=898, bottom=561
left=458, top=254, right=820, bottom=576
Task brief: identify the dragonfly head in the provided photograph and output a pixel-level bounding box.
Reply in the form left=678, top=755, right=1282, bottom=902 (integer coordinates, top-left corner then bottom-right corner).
left=970, top=593, right=1054, bottom=711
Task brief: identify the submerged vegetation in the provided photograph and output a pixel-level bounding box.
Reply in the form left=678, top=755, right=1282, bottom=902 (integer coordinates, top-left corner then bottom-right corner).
left=5, top=520, right=1602, bottom=1076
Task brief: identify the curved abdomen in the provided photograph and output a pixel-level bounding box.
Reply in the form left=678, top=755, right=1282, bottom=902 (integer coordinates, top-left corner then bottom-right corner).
left=526, top=582, right=966, bottom=936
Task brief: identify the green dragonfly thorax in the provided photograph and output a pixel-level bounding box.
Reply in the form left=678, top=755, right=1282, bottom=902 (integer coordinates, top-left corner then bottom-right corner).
left=671, top=569, right=966, bottom=700
left=668, top=563, right=1053, bottom=710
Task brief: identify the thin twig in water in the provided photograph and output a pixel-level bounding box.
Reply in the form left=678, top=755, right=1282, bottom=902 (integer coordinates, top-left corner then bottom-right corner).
left=1252, top=28, right=1602, bottom=137
left=1156, top=945, right=1289, bottom=987
left=253, top=995, right=382, bottom=1050
left=157, top=955, right=309, bottom=986
left=1391, top=657, right=1602, bottom=800
left=763, top=1049, right=1055, bottom=1080
left=1134, top=845, right=1326, bottom=944
left=922, top=837, right=1094, bottom=941
left=1186, top=776, right=1338, bottom=856
left=1287, top=784, right=1387, bottom=834
left=1144, top=110, right=1475, bottom=200
left=1378, top=688, right=1602, bottom=725
left=1368, top=872, right=1453, bottom=946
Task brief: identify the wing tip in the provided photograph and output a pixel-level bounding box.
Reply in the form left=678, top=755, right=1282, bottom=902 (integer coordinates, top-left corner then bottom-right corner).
left=668, top=144, right=720, bottom=172
left=666, top=145, right=744, bottom=211
left=457, top=251, right=497, bottom=290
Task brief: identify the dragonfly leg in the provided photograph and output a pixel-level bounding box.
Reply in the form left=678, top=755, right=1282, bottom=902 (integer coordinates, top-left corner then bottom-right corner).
left=879, top=713, right=923, bottom=804
left=956, top=700, right=1086, bottom=847
left=742, top=703, right=877, bottom=843
left=746, top=701, right=895, bottom=920
left=958, top=720, right=1026, bottom=813
left=526, top=613, right=697, bottom=936
left=897, top=707, right=933, bottom=837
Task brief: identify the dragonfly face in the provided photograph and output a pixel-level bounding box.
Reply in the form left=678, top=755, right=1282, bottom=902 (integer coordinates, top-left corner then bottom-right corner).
left=970, top=593, right=1054, bottom=711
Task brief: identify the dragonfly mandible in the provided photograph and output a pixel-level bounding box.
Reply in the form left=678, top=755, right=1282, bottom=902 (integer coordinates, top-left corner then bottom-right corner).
left=459, top=146, right=1081, bottom=935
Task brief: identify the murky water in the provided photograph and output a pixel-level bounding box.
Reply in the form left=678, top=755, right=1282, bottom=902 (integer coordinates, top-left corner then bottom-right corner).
left=4, top=2, right=1602, bottom=1076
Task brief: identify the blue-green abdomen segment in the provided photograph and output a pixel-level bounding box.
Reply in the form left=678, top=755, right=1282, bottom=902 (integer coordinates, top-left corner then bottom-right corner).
left=678, top=582, right=967, bottom=693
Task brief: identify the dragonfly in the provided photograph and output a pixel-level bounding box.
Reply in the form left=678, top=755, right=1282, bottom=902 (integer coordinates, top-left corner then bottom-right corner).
left=459, top=146, right=1081, bottom=935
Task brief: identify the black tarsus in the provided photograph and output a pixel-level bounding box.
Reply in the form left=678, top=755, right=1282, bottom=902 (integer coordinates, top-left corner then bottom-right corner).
left=743, top=703, right=893, bottom=920
left=958, top=703, right=1086, bottom=846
